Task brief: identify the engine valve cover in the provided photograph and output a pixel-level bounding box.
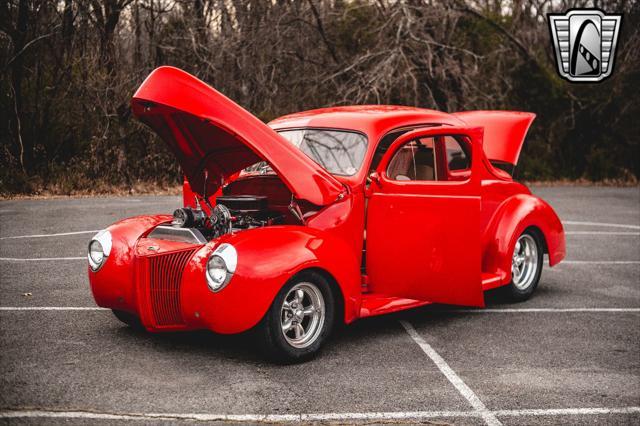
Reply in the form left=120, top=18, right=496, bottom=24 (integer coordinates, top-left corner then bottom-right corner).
left=216, top=195, right=268, bottom=213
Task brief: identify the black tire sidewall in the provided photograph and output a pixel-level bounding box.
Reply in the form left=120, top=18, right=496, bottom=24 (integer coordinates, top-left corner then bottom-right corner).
left=259, top=271, right=335, bottom=363
left=111, top=309, right=145, bottom=330
left=507, top=230, right=544, bottom=301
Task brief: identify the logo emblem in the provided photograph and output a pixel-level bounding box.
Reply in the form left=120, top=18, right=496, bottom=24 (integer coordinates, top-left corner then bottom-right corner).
left=548, top=9, right=622, bottom=82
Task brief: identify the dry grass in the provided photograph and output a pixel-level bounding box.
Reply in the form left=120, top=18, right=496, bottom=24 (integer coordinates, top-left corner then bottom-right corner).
left=523, top=178, right=639, bottom=187
left=1, top=182, right=182, bottom=200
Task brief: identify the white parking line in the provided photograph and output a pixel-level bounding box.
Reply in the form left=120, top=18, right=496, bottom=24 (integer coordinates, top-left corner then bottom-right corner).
left=400, top=320, right=502, bottom=425
left=0, top=220, right=637, bottom=241
left=446, top=308, right=640, bottom=313
left=563, top=221, right=640, bottom=230
left=0, top=230, right=99, bottom=240
left=1, top=307, right=638, bottom=313
left=566, top=231, right=640, bottom=235
left=495, top=406, right=640, bottom=417
left=0, top=257, right=85, bottom=261
left=562, top=260, right=640, bottom=265
left=0, top=307, right=106, bottom=311
left=1, top=407, right=637, bottom=422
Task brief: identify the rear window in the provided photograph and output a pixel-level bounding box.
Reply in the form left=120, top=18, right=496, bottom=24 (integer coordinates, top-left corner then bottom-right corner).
left=444, top=136, right=470, bottom=171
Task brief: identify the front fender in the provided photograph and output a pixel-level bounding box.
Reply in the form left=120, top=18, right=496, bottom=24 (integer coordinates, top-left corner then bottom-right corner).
left=88, top=215, right=172, bottom=314
left=483, top=194, right=565, bottom=284
left=181, top=226, right=361, bottom=334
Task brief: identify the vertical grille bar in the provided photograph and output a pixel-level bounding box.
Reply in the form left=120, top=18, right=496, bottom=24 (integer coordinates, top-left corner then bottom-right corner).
left=148, top=248, right=195, bottom=326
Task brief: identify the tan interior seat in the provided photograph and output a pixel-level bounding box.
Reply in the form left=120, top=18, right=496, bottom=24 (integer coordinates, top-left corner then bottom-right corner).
left=414, top=149, right=435, bottom=180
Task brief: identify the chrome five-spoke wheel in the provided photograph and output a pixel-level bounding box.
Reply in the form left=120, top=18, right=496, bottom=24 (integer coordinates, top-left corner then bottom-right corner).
left=511, top=234, right=539, bottom=290
left=506, top=230, right=543, bottom=301
left=257, top=271, right=335, bottom=363
left=281, top=283, right=325, bottom=349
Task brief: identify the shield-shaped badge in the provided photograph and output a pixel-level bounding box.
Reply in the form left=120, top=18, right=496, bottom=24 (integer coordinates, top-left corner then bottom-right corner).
left=548, top=9, right=622, bottom=82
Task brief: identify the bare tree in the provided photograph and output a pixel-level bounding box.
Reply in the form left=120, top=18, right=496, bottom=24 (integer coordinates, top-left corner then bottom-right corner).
left=0, top=0, right=637, bottom=195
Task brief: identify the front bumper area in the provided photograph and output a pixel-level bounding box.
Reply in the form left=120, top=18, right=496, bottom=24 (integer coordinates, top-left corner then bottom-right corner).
left=88, top=217, right=277, bottom=335
left=89, top=230, right=207, bottom=332
left=86, top=215, right=203, bottom=332
left=134, top=243, right=200, bottom=331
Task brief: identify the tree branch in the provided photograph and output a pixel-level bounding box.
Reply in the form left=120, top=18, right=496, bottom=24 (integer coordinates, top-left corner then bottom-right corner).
left=306, top=0, right=339, bottom=64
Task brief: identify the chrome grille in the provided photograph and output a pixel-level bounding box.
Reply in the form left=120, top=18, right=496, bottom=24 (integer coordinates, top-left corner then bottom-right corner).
left=148, top=249, right=195, bottom=326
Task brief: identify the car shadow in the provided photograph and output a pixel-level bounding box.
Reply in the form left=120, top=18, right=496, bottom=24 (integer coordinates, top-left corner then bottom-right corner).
left=109, top=313, right=412, bottom=366
left=113, top=325, right=269, bottom=364
left=107, top=283, right=563, bottom=364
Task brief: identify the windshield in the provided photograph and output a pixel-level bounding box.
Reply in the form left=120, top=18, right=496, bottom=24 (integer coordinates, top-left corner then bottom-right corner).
left=244, top=128, right=368, bottom=176
left=277, top=129, right=368, bottom=176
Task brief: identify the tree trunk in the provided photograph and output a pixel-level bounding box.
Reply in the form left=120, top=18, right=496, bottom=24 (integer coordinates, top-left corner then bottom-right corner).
left=10, top=0, right=31, bottom=174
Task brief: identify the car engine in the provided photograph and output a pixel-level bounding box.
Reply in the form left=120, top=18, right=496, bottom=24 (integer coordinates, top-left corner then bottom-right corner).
left=170, top=195, right=284, bottom=240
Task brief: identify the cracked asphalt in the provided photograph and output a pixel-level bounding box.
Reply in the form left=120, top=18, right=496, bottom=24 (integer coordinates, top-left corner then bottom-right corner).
left=0, top=186, right=638, bottom=425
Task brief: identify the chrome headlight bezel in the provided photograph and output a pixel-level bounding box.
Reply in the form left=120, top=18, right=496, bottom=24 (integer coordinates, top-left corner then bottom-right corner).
left=206, top=243, right=237, bottom=292
left=88, top=230, right=112, bottom=272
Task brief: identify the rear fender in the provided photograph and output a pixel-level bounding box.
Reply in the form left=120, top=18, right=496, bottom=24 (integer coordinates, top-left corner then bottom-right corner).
left=483, top=195, right=565, bottom=284
left=181, top=226, right=361, bottom=334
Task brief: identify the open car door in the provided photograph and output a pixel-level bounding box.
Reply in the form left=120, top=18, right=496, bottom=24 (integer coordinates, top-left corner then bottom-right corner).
left=365, top=126, right=484, bottom=307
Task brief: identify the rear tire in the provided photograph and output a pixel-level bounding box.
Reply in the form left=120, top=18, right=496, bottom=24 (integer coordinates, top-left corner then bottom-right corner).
left=256, top=271, right=334, bottom=363
left=112, top=309, right=145, bottom=331
left=505, top=230, right=544, bottom=302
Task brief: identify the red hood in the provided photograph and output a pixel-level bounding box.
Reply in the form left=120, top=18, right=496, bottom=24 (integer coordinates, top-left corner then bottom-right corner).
left=452, top=111, right=535, bottom=166
left=131, top=67, right=344, bottom=206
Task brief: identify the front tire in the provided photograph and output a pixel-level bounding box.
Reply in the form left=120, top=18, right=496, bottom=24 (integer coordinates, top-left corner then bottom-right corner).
left=256, top=271, right=335, bottom=363
left=505, top=230, right=544, bottom=302
left=112, top=309, right=145, bottom=331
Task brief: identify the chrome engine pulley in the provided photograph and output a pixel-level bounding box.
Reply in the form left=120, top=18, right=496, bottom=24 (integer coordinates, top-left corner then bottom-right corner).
left=210, top=204, right=232, bottom=237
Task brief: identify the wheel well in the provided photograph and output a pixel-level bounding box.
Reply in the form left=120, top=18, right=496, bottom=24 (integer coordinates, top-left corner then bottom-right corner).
left=294, top=267, right=346, bottom=326
left=524, top=225, right=548, bottom=254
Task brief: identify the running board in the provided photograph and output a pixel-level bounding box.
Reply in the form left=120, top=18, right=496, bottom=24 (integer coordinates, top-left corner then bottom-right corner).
left=482, top=272, right=504, bottom=291
left=359, top=273, right=504, bottom=318
left=359, top=294, right=431, bottom=319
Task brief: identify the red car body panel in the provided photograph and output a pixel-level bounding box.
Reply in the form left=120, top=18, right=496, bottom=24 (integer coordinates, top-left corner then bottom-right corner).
left=131, top=66, right=344, bottom=206
left=365, top=126, right=484, bottom=307
left=89, top=67, right=566, bottom=335
left=453, top=110, right=536, bottom=166
left=179, top=225, right=362, bottom=333
left=89, top=215, right=172, bottom=315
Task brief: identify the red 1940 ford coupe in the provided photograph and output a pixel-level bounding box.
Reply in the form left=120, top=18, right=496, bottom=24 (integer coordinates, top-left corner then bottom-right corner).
left=88, top=67, right=565, bottom=362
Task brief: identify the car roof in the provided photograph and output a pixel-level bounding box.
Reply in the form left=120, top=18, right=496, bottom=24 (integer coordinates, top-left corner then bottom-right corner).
left=268, top=105, right=465, bottom=137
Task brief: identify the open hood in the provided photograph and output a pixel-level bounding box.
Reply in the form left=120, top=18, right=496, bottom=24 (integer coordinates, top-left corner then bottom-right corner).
left=452, top=111, right=535, bottom=166
left=131, top=67, right=344, bottom=206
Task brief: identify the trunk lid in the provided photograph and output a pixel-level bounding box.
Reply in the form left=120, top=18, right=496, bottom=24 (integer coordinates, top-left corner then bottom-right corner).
left=131, top=67, right=344, bottom=206
left=452, top=111, right=535, bottom=167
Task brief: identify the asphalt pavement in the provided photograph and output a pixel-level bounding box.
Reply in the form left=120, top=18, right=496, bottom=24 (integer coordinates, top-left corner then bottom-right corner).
left=0, top=186, right=638, bottom=425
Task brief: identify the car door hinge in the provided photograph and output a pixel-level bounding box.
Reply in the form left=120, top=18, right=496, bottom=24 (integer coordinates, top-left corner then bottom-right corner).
left=361, top=274, right=370, bottom=293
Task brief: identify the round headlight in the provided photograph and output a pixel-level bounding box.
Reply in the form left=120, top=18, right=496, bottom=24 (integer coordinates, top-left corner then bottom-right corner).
left=88, top=230, right=112, bottom=272
left=89, top=240, right=104, bottom=271
left=89, top=240, right=104, bottom=266
left=205, top=243, right=237, bottom=292
left=206, top=255, right=227, bottom=291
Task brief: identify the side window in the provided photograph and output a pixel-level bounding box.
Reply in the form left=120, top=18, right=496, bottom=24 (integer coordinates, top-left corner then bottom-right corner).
left=386, top=137, right=436, bottom=181
left=444, top=136, right=470, bottom=171
left=370, top=125, right=438, bottom=172
left=370, top=129, right=411, bottom=172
